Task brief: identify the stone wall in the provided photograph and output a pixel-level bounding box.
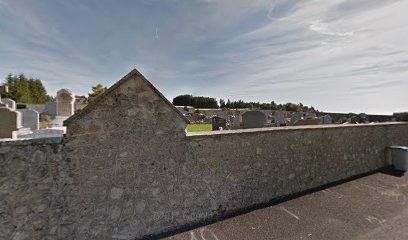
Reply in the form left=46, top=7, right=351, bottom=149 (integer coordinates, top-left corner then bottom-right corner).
left=62, top=70, right=408, bottom=239
left=2, top=69, right=408, bottom=239
left=2, top=124, right=408, bottom=239
left=63, top=121, right=408, bottom=239
left=185, top=123, right=408, bottom=221
left=0, top=137, right=71, bottom=240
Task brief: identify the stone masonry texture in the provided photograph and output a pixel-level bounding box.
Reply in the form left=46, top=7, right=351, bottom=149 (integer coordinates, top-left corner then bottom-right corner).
left=0, top=137, right=69, bottom=240
left=1, top=69, right=408, bottom=239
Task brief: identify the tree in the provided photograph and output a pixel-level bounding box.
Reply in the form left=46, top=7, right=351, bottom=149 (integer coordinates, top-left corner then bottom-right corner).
left=172, top=94, right=219, bottom=109
left=2, top=74, right=51, bottom=103
left=29, top=79, right=49, bottom=103
left=172, top=93, right=318, bottom=112
left=88, top=84, right=107, bottom=103
left=219, top=99, right=225, bottom=108
left=172, top=94, right=192, bottom=106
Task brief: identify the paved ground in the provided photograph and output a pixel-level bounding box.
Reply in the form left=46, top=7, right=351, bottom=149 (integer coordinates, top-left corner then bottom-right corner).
left=165, top=168, right=408, bottom=240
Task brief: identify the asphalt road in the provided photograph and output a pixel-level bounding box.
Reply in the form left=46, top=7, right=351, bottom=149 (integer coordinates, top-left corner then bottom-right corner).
left=165, top=168, right=408, bottom=240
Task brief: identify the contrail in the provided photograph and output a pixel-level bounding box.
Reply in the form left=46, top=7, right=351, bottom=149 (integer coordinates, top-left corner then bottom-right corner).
left=155, top=27, right=159, bottom=40
left=267, top=0, right=277, bottom=20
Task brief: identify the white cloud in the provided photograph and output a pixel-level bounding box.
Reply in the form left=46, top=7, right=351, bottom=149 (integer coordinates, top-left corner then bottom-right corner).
left=197, top=0, right=408, bottom=114
left=309, top=20, right=354, bottom=37
left=0, top=0, right=407, bottom=114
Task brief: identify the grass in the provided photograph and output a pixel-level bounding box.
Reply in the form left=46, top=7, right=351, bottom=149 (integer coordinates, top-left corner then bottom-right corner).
left=39, top=121, right=49, bottom=129
left=186, top=124, right=212, bottom=132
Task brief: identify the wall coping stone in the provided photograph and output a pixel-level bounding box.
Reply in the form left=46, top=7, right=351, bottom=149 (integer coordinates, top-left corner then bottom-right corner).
left=0, top=136, right=63, bottom=146
left=187, top=122, right=408, bottom=138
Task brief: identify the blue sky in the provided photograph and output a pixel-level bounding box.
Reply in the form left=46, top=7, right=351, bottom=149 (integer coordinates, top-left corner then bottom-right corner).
left=0, top=0, right=407, bottom=114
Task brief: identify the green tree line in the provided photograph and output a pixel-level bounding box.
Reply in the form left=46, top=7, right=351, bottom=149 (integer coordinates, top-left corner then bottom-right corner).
left=2, top=74, right=51, bottom=104
left=219, top=99, right=316, bottom=112
left=2, top=73, right=109, bottom=104
left=2, top=72, right=317, bottom=113
left=172, top=94, right=219, bottom=109
left=173, top=94, right=317, bottom=112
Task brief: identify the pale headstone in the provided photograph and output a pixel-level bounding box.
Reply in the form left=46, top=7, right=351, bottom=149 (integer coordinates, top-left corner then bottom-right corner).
left=274, top=111, right=285, bottom=127
left=242, top=111, right=266, bottom=129
left=1, top=98, right=16, bottom=110
left=17, top=108, right=39, bottom=131
left=56, top=89, right=75, bottom=117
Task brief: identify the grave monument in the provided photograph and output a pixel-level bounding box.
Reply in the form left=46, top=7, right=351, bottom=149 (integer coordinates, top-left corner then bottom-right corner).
left=0, top=85, right=22, bottom=139
left=56, top=89, right=75, bottom=116
left=242, top=111, right=266, bottom=129
left=212, top=116, right=227, bottom=130
left=50, top=89, right=75, bottom=127
left=17, top=108, right=39, bottom=131
left=274, top=111, right=286, bottom=127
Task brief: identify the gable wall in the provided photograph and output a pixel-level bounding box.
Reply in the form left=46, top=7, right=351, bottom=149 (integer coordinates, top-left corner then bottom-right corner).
left=64, top=74, right=188, bottom=238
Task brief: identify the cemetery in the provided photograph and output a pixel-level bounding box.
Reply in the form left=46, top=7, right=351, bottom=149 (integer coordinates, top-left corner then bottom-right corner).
left=0, top=69, right=408, bottom=239
left=2, top=74, right=396, bottom=139
left=0, top=84, right=78, bottom=140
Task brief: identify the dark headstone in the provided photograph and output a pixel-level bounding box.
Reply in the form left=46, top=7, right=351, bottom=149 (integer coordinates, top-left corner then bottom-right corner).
left=242, top=111, right=266, bottom=129
left=212, top=116, right=227, bottom=131
left=394, top=112, right=408, bottom=122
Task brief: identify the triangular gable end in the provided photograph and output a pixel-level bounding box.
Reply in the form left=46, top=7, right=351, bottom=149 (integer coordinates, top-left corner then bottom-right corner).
left=63, top=69, right=190, bottom=129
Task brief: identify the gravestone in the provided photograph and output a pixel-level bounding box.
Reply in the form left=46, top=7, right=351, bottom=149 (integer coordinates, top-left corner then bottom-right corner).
left=0, top=85, right=22, bottom=138
left=56, top=89, right=75, bottom=117
left=274, top=111, right=285, bottom=127
left=212, top=116, right=227, bottom=131
left=393, top=112, right=408, bottom=122
left=17, top=108, right=39, bottom=131
left=242, top=111, right=266, bottom=129
left=45, top=102, right=57, bottom=117
left=231, top=115, right=240, bottom=129
left=291, top=112, right=303, bottom=125
left=1, top=98, right=16, bottom=110
left=321, top=115, right=332, bottom=124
